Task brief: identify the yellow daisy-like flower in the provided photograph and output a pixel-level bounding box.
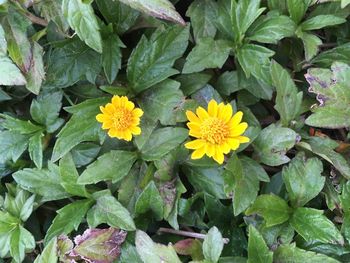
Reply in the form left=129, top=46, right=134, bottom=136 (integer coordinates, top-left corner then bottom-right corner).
left=185, top=100, right=250, bottom=164
left=96, top=95, right=143, bottom=141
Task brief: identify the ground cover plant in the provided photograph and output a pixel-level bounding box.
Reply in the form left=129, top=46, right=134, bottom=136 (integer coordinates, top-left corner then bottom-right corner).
left=1, top=0, right=350, bottom=262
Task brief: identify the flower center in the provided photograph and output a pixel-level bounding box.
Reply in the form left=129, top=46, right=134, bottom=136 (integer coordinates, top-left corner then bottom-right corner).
left=112, top=108, right=132, bottom=130
left=200, top=117, right=229, bottom=144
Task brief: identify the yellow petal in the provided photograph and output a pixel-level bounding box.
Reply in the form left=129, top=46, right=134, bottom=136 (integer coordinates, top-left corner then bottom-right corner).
left=126, top=101, right=135, bottom=111
left=228, top=111, right=243, bottom=127
left=191, top=147, right=206, bottom=159
left=100, top=105, right=112, bottom=114
left=112, top=96, right=121, bottom=106
left=108, top=128, right=118, bottom=138
left=220, top=143, right=231, bottom=154
left=186, top=110, right=200, bottom=123
left=230, top=122, right=248, bottom=137
left=101, top=121, right=113, bottom=129
left=208, top=100, right=218, bottom=117
left=237, top=136, right=250, bottom=143
left=124, top=132, right=132, bottom=141
left=105, top=103, right=115, bottom=114
left=185, top=139, right=205, bottom=150
left=196, top=107, right=209, bottom=121
left=187, top=122, right=200, bottom=131
left=96, top=114, right=106, bottom=123
left=120, top=96, right=128, bottom=106
left=221, top=104, right=233, bottom=123
left=131, top=126, right=141, bottom=135
left=213, top=149, right=224, bottom=164
left=133, top=108, right=144, bottom=118
left=228, top=138, right=240, bottom=150
left=189, top=130, right=201, bottom=138
left=206, top=143, right=215, bottom=157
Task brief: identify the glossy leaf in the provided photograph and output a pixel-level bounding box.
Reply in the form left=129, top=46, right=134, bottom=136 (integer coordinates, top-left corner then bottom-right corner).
left=62, top=0, right=102, bottom=52
left=246, top=194, right=292, bottom=227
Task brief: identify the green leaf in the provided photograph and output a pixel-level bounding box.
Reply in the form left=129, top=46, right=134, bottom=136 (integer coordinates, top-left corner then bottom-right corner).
left=0, top=88, right=11, bottom=102
left=184, top=166, right=226, bottom=199
left=78, top=150, right=137, bottom=184
left=139, top=79, right=184, bottom=126
left=37, top=0, right=68, bottom=32
left=237, top=69, right=274, bottom=100
left=0, top=114, right=43, bottom=135
left=203, top=226, right=224, bottom=263
left=96, top=0, right=139, bottom=34
left=247, top=15, right=296, bottom=44
left=0, top=55, right=26, bottom=86
left=10, top=226, right=35, bottom=263
left=34, top=237, right=58, bottom=263
left=70, top=143, right=101, bottom=168
left=52, top=97, right=108, bottom=162
left=0, top=131, right=29, bottom=163
left=135, top=230, right=182, bottom=263
left=305, top=62, right=350, bottom=128
left=59, top=153, right=89, bottom=197
left=140, top=127, right=188, bottom=161
left=297, top=137, right=350, bottom=179
left=274, top=243, right=341, bottom=262
left=176, top=72, right=212, bottom=96
left=87, top=190, right=136, bottom=230
left=4, top=189, right=35, bottom=222
left=282, top=153, right=324, bottom=207
left=253, top=124, right=297, bottom=166
left=247, top=225, right=273, bottom=263
left=186, top=0, right=218, bottom=42
left=25, top=42, right=45, bottom=95
left=216, top=71, right=240, bottom=96
left=0, top=24, right=6, bottom=53
left=45, top=38, right=101, bottom=88
left=300, top=15, right=346, bottom=31
left=182, top=38, right=231, bottom=74
left=290, top=207, right=344, bottom=244
left=102, top=34, right=124, bottom=84
left=236, top=44, right=274, bottom=85
left=4, top=8, right=32, bottom=72
left=135, top=181, right=164, bottom=220
left=30, top=90, right=63, bottom=133
left=0, top=211, right=19, bottom=234
left=127, top=25, right=189, bottom=93
left=28, top=132, right=43, bottom=169
left=62, top=0, right=102, bottom=53
left=13, top=163, right=70, bottom=201
left=246, top=194, right=292, bottom=227
left=298, top=32, right=322, bottom=61
left=312, top=43, right=350, bottom=67
left=224, top=155, right=268, bottom=216
left=215, top=0, right=234, bottom=40
left=231, top=0, right=266, bottom=44
left=340, top=181, right=350, bottom=212
left=287, top=0, right=310, bottom=24
left=71, top=228, right=127, bottom=263
left=270, top=60, right=303, bottom=126
left=120, top=243, right=143, bottom=263
left=118, top=0, right=185, bottom=25
left=45, top=199, right=93, bottom=244
left=342, top=0, right=350, bottom=8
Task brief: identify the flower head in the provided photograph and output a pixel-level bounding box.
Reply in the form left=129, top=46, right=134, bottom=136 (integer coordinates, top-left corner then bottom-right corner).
left=96, top=96, right=143, bottom=141
left=185, top=100, right=250, bottom=164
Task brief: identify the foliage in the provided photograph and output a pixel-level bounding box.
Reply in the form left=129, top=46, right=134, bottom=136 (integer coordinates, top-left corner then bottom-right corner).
left=0, top=0, right=350, bottom=262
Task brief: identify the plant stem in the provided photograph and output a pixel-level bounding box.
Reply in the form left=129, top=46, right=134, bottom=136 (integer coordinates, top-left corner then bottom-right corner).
left=157, top=227, right=230, bottom=244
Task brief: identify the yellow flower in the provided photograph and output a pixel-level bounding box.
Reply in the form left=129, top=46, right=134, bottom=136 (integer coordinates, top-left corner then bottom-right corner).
left=96, top=96, right=143, bottom=141
left=185, top=100, right=250, bottom=164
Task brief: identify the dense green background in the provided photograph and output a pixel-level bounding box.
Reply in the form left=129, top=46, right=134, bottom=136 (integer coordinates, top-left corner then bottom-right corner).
left=1, top=0, right=350, bottom=262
